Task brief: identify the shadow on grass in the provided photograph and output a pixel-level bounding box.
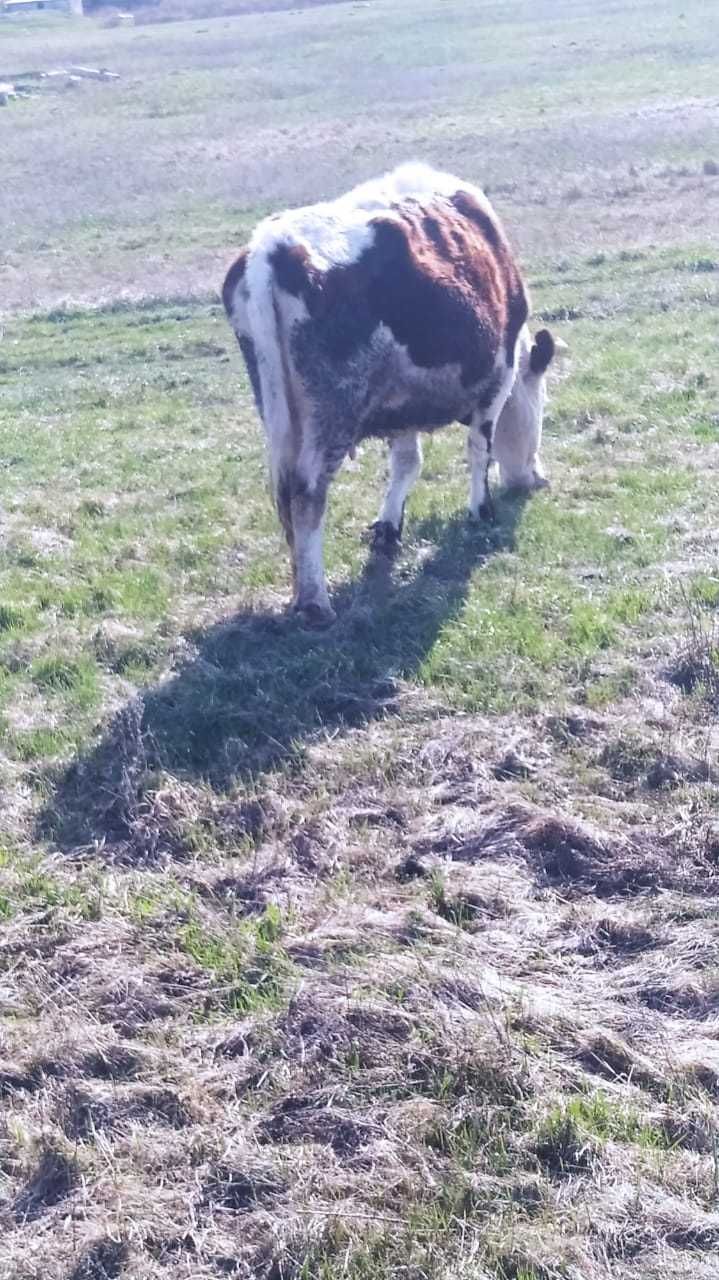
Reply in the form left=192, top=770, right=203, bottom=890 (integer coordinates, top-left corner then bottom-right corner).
left=39, top=496, right=527, bottom=853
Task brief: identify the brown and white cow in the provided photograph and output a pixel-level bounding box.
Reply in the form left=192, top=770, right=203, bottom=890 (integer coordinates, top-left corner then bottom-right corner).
left=223, top=163, right=557, bottom=626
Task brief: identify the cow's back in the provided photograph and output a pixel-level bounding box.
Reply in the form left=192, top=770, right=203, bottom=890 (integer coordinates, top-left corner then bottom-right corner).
left=224, top=164, right=529, bottom=444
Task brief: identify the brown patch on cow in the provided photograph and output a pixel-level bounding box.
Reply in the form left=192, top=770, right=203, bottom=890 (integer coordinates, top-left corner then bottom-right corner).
left=529, top=328, right=556, bottom=375
left=365, top=199, right=521, bottom=387
left=270, top=241, right=319, bottom=301
left=450, top=190, right=502, bottom=250
left=269, top=191, right=530, bottom=392
left=221, top=246, right=249, bottom=318
left=450, top=189, right=529, bottom=367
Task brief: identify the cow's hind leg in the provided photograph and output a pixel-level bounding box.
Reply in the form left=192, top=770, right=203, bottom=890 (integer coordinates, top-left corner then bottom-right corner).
left=275, top=470, right=298, bottom=605
left=288, top=472, right=335, bottom=628
left=467, top=373, right=514, bottom=522
left=371, top=430, right=422, bottom=553
left=467, top=417, right=496, bottom=522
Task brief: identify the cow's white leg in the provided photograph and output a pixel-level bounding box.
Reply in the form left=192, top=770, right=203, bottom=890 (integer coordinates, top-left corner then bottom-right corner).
left=293, top=500, right=332, bottom=625
left=467, top=417, right=496, bottom=521
left=467, top=369, right=515, bottom=521
left=287, top=465, right=335, bottom=626
left=373, top=430, right=422, bottom=549
left=493, top=375, right=548, bottom=492
left=275, top=469, right=298, bottom=603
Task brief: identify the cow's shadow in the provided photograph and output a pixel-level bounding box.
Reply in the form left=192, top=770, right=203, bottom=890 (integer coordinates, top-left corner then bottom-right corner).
left=40, top=495, right=528, bottom=854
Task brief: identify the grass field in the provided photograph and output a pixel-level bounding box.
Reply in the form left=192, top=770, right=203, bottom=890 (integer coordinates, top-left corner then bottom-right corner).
left=2, top=1, right=719, bottom=1277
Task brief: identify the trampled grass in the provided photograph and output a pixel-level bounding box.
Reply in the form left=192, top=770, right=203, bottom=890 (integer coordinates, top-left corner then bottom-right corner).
left=1, top=2, right=719, bottom=1278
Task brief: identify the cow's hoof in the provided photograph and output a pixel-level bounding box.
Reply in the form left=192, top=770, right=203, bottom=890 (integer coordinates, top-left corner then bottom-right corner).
left=503, top=470, right=550, bottom=495
left=469, top=500, right=496, bottom=524
left=368, top=520, right=402, bottom=555
left=293, top=601, right=336, bottom=629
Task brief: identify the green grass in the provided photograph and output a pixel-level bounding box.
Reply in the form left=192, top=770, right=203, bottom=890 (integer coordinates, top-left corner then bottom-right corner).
left=31, top=655, right=100, bottom=708
left=534, top=1093, right=673, bottom=1174
left=0, top=243, right=715, bottom=796
left=0, top=846, right=101, bottom=919
left=178, top=913, right=293, bottom=1015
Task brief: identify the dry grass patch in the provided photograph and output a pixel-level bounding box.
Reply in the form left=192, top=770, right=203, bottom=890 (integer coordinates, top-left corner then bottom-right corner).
left=3, top=711, right=719, bottom=1276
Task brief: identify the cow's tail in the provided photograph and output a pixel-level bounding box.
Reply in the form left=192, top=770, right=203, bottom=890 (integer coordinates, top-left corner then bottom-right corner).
left=244, top=247, right=297, bottom=507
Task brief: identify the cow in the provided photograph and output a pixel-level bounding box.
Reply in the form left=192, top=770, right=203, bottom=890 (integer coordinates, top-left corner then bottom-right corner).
left=223, top=163, right=558, bottom=626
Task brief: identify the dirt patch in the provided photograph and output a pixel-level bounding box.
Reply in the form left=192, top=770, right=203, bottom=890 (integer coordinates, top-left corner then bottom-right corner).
left=257, top=1095, right=375, bottom=1154
left=599, top=737, right=711, bottom=789
left=638, top=975, right=719, bottom=1018
left=0, top=1065, right=38, bottom=1097
left=206, top=863, right=289, bottom=914
left=578, top=916, right=661, bottom=959
left=68, top=1238, right=129, bottom=1280
left=81, top=1045, right=146, bottom=1081
left=12, top=1146, right=79, bottom=1223
left=132, top=0, right=353, bottom=23
left=201, top=1163, right=286, bottom=1211
left=415, top=801, right=719, bottom=897
left=59, top=1084, right=192, bottom=1141
left=95, top=979, right=175, bottom=1034
left=533, top=1115, right=596, bottom=1177
left=574, top=1031, right=660, bottom=1091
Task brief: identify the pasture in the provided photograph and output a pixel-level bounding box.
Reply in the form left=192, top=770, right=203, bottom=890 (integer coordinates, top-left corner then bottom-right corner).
left=1, top=1, right=719, bottom=1276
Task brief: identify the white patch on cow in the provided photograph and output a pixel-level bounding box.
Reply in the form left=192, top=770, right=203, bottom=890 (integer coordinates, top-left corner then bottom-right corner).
left=245, top=162, right=496, bottom=275
left=233, top=256, right=313, bottom=511
left=493, top=327, right=549, bottom=491
left=295, top=431, right=326, bottom=496
left=467, top=422, right=491, bottom=517
left=248, top=204, right=374, bottom=278
left=345, top=161, right=495, bottom=221
left=225, top=274, right=248, bottom=337
left=243, top=252, right=292, bottom=452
